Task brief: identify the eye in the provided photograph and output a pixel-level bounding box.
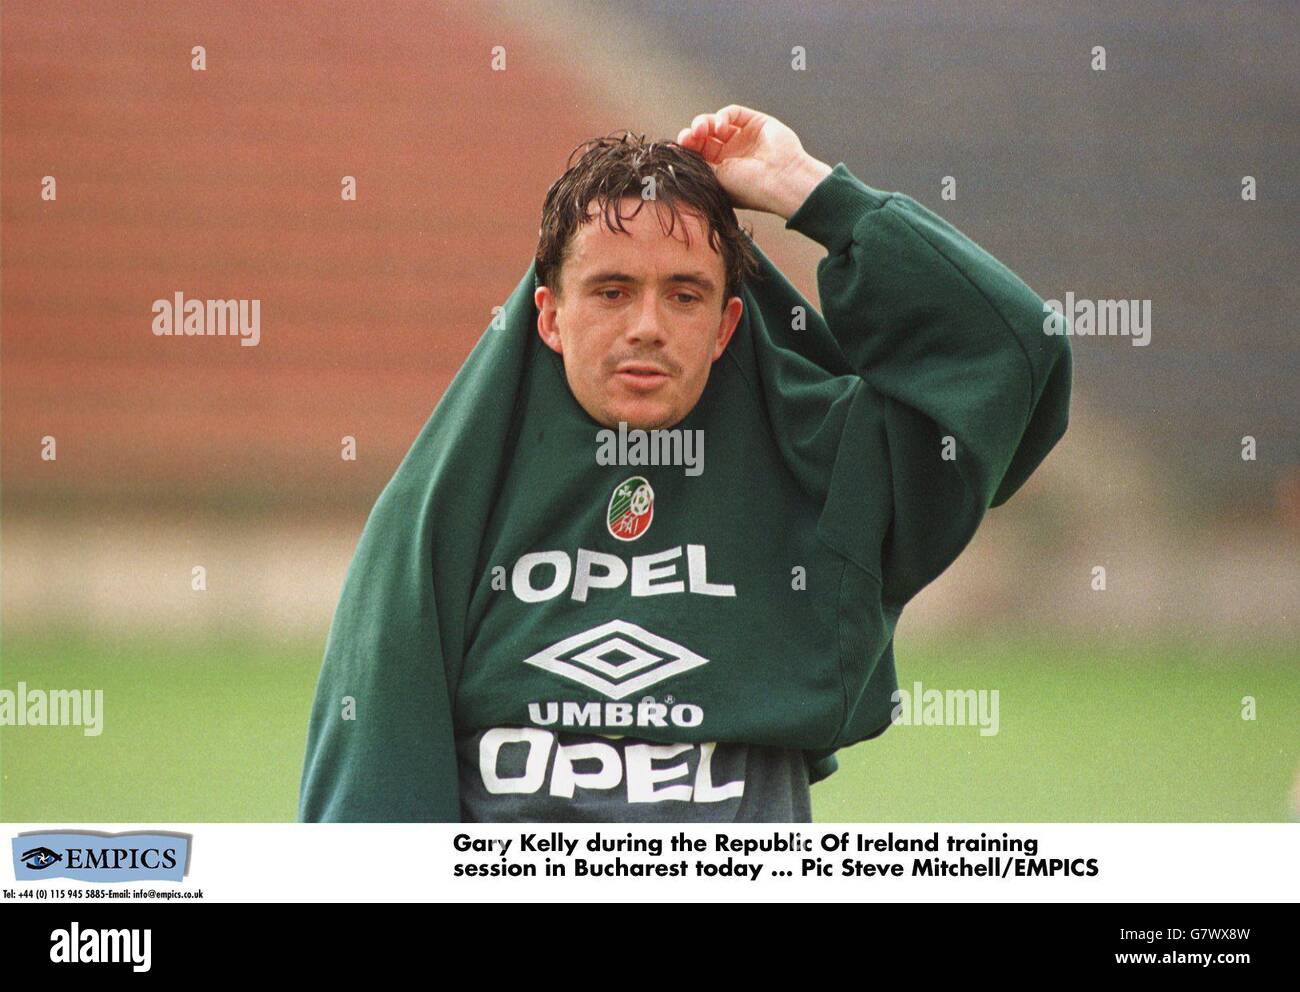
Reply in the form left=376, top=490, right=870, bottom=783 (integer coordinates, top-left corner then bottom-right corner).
left=599, top=288, right=625, bottom=301
left=20, top=846, right=61, bottom=869
left=673, top=292, right=700, bottom=305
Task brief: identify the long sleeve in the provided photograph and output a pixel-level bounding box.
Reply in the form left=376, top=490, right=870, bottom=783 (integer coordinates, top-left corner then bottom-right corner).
left=297, top=259, right=540, bottom=823
left=297, top=468, right=462, bottom=822
left=786, top=163, right=1072, bottom=610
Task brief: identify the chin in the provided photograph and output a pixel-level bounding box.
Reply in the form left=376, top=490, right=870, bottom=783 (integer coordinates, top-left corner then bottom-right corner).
left=607, top=400, right=678, bottom=431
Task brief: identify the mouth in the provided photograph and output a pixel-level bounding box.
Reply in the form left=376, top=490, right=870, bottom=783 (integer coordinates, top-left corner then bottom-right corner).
left=614, top=363, right=670, bottom=391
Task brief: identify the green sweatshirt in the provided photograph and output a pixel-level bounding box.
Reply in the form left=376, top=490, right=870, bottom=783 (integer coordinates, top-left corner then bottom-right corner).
left=298, top=163, right=1072, bottom=822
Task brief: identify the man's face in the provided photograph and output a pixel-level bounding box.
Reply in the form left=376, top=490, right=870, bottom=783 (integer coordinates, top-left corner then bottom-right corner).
left=535, top=197, right=743, bottom=430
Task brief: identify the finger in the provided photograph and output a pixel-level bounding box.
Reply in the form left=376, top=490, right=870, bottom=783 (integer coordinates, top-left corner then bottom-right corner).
left=677, top=124, right=704, bottom=153
left=716, top=104, right=756, bottom=129
left=679, top=112, right=729, bottom=153
left=677, top=117, right=704, bottom=152
left=702, top=135, right=726, bottom=163
left=701, top=120, right=718, bottom=148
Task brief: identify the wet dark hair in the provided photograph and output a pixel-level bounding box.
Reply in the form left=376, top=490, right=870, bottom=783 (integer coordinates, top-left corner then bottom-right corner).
left=535, top=130, right=760, bottom=309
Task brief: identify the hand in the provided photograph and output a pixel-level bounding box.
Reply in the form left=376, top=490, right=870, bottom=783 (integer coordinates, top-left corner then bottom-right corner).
left=675, top=105, right=832, bottom=220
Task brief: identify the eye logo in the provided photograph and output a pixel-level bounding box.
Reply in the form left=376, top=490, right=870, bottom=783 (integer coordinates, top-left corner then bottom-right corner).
left=19, top=846, right=62, bottom=870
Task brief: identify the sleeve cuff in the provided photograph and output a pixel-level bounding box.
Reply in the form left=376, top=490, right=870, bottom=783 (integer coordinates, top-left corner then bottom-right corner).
left=784, top=162, right=893, bottom=253
left=805, top=749, right=840, bottom=785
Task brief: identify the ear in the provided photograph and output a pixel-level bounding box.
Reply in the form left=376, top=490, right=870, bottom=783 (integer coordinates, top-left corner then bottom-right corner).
left=535, top=286, right=563, bottom=354
left=711, top=296, right=744, bottom=361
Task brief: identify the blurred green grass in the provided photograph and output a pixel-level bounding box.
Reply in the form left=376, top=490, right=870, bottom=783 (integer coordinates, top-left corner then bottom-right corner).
left=1, top=630, right=1295, bottom=821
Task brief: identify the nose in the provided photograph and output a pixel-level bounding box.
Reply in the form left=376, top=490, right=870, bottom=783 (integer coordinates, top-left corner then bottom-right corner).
left=624, top=292, right=668, bottom=348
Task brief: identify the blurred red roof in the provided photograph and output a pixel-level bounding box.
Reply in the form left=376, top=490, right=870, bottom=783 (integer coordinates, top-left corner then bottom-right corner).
left=1, top=0, right=611, bottom=508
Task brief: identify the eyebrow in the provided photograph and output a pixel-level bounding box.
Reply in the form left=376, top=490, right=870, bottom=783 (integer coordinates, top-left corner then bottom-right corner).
left=578, top=269, right=717, bottom=295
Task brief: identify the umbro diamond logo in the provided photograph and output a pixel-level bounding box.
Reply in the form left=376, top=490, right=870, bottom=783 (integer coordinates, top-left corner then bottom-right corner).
left=522, top=619, right=708, bottom=699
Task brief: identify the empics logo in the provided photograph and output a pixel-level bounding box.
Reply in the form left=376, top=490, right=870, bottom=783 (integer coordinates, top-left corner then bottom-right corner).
left=607, top=476, right=654, bottom=541
left=523, top=619, right=707, bottom=700
left=11, top=831, right=188, bottom=883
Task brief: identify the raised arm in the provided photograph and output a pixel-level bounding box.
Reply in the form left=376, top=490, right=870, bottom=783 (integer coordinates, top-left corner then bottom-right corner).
left=679, top=105, right=1072, bottom=608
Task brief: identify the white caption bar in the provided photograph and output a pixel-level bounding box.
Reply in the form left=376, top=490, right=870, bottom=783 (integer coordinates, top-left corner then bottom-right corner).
left=3, top=823, right=1296, bottom=902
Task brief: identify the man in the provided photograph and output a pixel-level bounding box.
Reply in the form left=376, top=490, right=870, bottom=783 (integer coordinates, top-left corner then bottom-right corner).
left=298, top=105, right=1072, bottom=822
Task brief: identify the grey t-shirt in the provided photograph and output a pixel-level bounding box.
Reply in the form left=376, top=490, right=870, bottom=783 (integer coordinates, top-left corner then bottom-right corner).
left=457, top=727, right=812, bottom=822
